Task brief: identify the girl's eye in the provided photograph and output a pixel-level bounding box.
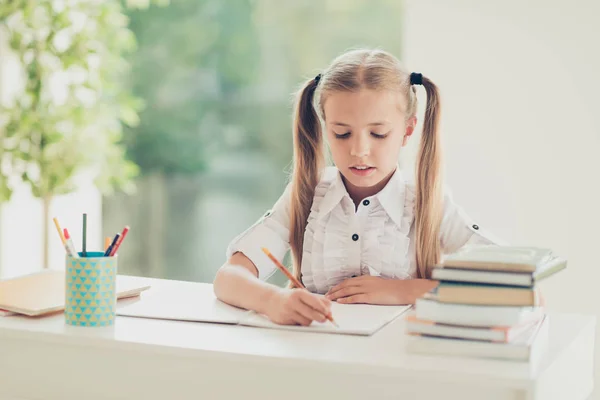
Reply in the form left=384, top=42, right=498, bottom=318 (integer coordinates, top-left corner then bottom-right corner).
left=371, top=132, right=389, bottom=139
left=334, top=132, right=351, bottom=139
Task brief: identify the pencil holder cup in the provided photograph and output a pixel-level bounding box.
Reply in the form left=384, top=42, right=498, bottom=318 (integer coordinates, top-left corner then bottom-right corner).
left=65, top=252, right=117, bottom=327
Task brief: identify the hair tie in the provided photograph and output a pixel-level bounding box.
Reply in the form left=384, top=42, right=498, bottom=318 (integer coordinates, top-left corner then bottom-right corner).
left=410, top=72, right=423, bottom=86
left=314, top=74, right=322, bottom=85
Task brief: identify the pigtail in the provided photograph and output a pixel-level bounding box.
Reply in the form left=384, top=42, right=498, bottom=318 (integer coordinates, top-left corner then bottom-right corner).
left=414, top=76, right=443, bottom=278
left=289, top=77, right=325, bottom=283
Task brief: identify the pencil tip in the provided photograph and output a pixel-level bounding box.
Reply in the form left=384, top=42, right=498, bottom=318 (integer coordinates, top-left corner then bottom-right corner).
left=328, top=315, right=339, bottom=327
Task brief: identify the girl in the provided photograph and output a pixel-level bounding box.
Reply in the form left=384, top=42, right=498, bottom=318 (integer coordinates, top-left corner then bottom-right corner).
left=213, top=49, right=498, bottom=326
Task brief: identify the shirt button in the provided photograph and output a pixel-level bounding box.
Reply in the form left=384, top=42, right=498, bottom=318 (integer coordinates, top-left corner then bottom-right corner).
left=472, top=224, right=479, bottom=230
left=362, top=199, right=370, bottom=206
left=352, top=234, right=359, bottom=241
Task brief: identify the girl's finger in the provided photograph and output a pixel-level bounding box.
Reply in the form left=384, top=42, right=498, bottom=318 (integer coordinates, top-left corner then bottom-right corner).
left=327, top=286, right=363, bottom=301
left=326, top=277, right=363, bottom=295
left=295, top=301, right=327, bottom=323
left=327, top=282, right=361, bottom=298
left=299, top=291, right=331, bottom=315
left=337, top=294, right=369, bottom=304
left=320, top=296, right=332, bottom=307
left=292, top=310, right=313, bottom=326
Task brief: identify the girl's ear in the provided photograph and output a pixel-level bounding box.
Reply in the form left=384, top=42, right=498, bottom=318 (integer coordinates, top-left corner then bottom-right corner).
left=402, top=116, right=417, bottom=147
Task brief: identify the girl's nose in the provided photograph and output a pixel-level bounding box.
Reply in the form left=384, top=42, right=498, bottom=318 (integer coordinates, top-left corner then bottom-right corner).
left=350, top=135, right=370, bottom=157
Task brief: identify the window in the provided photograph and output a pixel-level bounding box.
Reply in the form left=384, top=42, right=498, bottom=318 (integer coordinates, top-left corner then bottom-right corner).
left=102, top=0, right=404, bottom=283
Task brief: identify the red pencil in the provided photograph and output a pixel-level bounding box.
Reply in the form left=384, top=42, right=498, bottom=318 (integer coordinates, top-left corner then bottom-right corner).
left=109, top=226, right=130, bottom=256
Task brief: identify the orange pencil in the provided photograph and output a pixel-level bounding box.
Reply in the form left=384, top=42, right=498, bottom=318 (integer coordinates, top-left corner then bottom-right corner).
left=104, top=237, right=111, bottom=251
left=261, top=247, right=338, bottom=327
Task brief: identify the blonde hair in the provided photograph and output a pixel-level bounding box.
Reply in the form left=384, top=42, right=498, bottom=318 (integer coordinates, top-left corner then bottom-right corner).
left=290, top=49, right=442, bottom=281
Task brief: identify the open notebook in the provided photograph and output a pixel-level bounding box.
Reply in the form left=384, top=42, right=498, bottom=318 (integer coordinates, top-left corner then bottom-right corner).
left=116, top=284, right=411, bottom=336
left=0, top=270, right=151, bottom=316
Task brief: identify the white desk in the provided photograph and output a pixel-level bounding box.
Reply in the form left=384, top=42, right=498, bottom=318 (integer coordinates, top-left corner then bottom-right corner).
left=0, top=276, right=595, bottom=400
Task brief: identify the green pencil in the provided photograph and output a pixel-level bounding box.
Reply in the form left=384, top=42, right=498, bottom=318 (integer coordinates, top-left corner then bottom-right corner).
left=82, top=213, right=87, bottom=257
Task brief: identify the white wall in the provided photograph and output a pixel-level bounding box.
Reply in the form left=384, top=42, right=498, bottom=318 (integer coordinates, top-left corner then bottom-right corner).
left=0, top=26, right=102, bottom=278
left=0, top=181, right=102, bottom=278
left=404, top=0, right=600, bottom=396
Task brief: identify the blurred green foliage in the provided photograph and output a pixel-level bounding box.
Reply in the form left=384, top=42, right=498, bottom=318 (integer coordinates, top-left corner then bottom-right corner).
left=123, top=0, right=260, bottom=175
left=0, top=1, right=164, bottom=202
left=123, top=0, right=404, bottom=176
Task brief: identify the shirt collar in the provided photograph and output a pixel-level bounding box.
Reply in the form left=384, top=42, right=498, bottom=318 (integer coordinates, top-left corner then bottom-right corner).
left=317, top=168, right=348, bottom=218
left=317, top=166, right=406, bottom=229
left=375, top=167, right=406, bottom=228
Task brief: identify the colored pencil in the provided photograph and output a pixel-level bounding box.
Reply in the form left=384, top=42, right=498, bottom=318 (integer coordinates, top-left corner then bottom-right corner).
left=104, top=233, right=120, bottom=257
left=63, top=228, right=78, bottom=257
left=82, top=213, right=87, bottom=257
left=109, top=225, right=130, bottom=256
left=52, top=217, right=66, bottom=245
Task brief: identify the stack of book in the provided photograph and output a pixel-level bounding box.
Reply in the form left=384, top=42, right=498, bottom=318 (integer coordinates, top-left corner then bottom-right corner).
left=406, top=245, right=567, bottom=361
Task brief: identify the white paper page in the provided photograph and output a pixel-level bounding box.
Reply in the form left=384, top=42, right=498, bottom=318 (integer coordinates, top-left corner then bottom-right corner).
left=116, top=288, right=248, bottom=324
left=240, top=303, right=412, bottom=336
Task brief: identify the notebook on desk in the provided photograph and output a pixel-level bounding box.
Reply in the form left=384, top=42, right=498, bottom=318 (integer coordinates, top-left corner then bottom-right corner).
left=116, top=284, right=411, bottom=336
left=238, top=302, right=410, bottom=335
left=116, top=286, right=246, bottom=324
left=0, top=270, right=151, bottom=316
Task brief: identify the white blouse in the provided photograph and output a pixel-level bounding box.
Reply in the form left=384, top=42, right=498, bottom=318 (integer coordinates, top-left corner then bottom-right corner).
left=226, top=167, right=501, bottom=294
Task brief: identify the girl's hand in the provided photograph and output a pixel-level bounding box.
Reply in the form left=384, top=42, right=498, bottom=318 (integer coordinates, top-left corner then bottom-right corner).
left=325, top=276, right=439, bottom=305
left=266, top=288, right=332, bottom=326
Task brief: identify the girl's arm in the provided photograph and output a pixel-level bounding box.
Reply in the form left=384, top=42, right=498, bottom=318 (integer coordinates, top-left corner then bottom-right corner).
left=214, top=183, right=332, bottom=325
left=326, top=276, right=439, bottom=305
left=214, top=252, right=332, bottom=326
left=439, top=186, right=506, bottom=252
left=213, top=252, right=281, bottom=315
left=391, top=278, right=439, bottom=304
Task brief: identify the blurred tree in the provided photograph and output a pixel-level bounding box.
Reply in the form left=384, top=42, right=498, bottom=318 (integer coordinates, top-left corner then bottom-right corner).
left=123, top=0, right=260, bottom=175
left=118, top=0, right=260, bottom=275
left=0, top=0, right=165, bottom=268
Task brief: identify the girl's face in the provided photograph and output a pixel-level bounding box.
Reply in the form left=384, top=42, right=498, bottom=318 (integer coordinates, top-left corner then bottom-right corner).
left=323, top=89, right=416, bottom=196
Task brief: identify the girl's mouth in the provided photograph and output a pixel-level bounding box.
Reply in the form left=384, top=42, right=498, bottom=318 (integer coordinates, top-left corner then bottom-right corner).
left=350, top=166, right=376, bottom=177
